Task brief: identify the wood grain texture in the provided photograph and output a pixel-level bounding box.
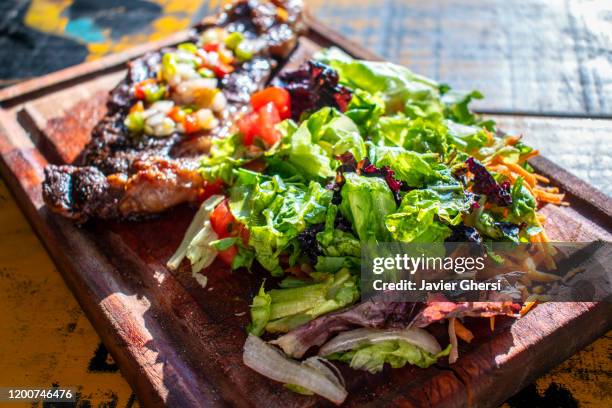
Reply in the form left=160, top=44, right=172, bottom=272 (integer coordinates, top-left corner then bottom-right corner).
left=309, top=0, right=612, bottom=117
left=0, top=16, right=610, bottom=408
left=486, top=115, right=612, bottom=196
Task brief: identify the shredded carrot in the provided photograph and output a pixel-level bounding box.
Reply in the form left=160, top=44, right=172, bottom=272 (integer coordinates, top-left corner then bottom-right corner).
left=534, top=189, right=566, bottom=204
left=505, top=135, right=521, bottom=146
left=489, top=316, right=495, bottom=332
left=502, top=160, right=537, bottom=187
left=519, top=150, right=539, bottom=163
left=454, top=319, right=474, bottom=343
left=520, top=301, right=537, bottom=316
left=534, top=173, right=550, bottom=183
left=537, top=186, right=559, bottom=193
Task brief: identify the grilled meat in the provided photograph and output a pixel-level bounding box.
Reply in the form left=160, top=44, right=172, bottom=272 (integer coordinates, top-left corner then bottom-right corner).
left=43, top=157, right=205, bottom=222
left=42, top=0, right=304, bottom=223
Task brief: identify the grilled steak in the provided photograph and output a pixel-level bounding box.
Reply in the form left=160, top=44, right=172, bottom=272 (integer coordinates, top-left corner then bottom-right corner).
left=42, top=0, right=304, bottom=223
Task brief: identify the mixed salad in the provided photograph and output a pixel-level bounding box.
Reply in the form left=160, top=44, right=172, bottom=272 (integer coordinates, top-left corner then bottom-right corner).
left=167, top=47, right=566, bottom=404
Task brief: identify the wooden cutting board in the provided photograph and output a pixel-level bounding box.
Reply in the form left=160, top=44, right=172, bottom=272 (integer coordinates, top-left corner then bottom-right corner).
left=0, top=14, right=610, bottom=408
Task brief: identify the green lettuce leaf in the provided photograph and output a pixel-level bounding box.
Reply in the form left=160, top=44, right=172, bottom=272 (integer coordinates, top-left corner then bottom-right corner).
left=315, top=47, right=443, bottom=118
left=167, top=195, right=225, bottom=273
left=272, top=108, right=366, bottom=180
left=315, top=205, right=361, bottom=272
left=344, top=89, right=385, bottom=135
left=329, top=340, right=452, bottom=373
left=199, top=132, right=247, bottom=183
left=385, top=188, right=470, bottom=243
left=229, top=170, right=332, bottom=275
left=442, top=89, right=484, bottom=126
left=339, top=173, right=397, bottom=243
left=248, top=283, right=272, bottom=336
left=248, top=269, right=359, bottom=334
left=368, top=144, right=446, bottom=187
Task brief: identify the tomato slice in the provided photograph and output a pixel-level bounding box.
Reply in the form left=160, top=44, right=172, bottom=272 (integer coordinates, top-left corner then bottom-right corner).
left=203, top=43, right=220, bottom=52
left=210, top=199, right=242, bottom=266
left=200, top=178, right=224, bottom=201
left=254, top=102, right=282, bottom=146
left=184, top=114, right=201, bottom=134
left=210, top=200, right=235, bottom=238
left=237, top=111, right=258, bottom=145
left=217, top=245, right=238, bottom=266
left=211, top=62, right=234, bottom=78
left=251, top=87, right=291, bottom=120
left=167, top=106, right=186, bottom=123
left=133, top=79, right=156, bottom=100
left=237, top=103, right=282, bottom=147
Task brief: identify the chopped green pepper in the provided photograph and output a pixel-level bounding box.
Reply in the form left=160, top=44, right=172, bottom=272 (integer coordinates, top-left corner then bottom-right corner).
left=198, top=67, right=216, bottom=78
left=224, top=31, right=244, bottom=50
left=124, top=111, right=144, bottom=133
left=161, top=53, right=177, bottom=82
left=178, top=42, right=198, bottom=54
left=144, top=84, right=167, bottom=103
left=234, top=41, right=254, bottom=61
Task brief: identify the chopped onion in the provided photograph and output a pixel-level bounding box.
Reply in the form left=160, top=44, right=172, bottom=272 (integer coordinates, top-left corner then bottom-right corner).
left=175, top=78, right=218, bottom=105
left=152, top=117, right=176, bottom=137
left=145, top=112, right=165, bottom=127
left=319, top=327, right=442, bottom=357
left=243, top=335, right=347, bottom=405
left=302, top=356, right=345, bottom=388
left=195, top=108, right=218, bottom=130
left=211, top=91, right=227, bottom=112
left=150, top=100, right=175, bottom=114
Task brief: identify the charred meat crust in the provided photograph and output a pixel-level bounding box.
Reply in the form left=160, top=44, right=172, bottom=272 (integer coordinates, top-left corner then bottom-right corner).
left=43, top=165, right=119, bottom=221
left=42, top=0, right=304, bottom=223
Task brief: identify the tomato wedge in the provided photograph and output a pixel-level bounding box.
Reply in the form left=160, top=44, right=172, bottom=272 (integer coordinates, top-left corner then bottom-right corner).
left=237, top=102, right=281, bottom=147
left=217, top=245, right=238, bottom=266
left=254, top=102, right=281, bottom=146
left=203, top=42, right=220, bottom=52
left=167, top=106, right=186, bottom=123
left=251, top=87, right=291, bottom=120
left=183, top=114, right=201, bottom=134
left=210, top=200, right=246, bottom=266
left=237, top=111, right=259, bottom=146
left=210, top=200, right=234, bottom=238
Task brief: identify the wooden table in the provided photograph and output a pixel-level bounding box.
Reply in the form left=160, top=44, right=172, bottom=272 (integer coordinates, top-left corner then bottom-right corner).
left=0, top=1, right=609, bottom=406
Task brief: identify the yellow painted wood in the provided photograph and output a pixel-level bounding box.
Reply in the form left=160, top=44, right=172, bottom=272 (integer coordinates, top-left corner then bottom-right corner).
left=0, top=178, right=138, bottom=407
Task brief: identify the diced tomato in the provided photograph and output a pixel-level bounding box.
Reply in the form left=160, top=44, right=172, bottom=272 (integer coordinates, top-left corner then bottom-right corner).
left=203, top=43, right=220, bottom=52
left=237, top=111, right=258, bottom=145
left=167, top=106, right=186, bottom=123
left=237, top=102, right=282, bottom=147
left=217, top=245, right=238, bottom=266
left=183, top=114, right=201, bottom=134
left=134, top=85, right=146, bottom=100
left=235, top=223, right=250, bottom=245
left=251, top=87, right=291, bottom=120
left=210, top=199, right=243, bottom=266
left=133, top=79, right=155, bottom=100
left=200, top=178, right=224, bottom=201
left=210, top=200, right=235, bottom=238
left=254, top=102, right=281, bottom=146
left=211, top=62, right=234, bottom=78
